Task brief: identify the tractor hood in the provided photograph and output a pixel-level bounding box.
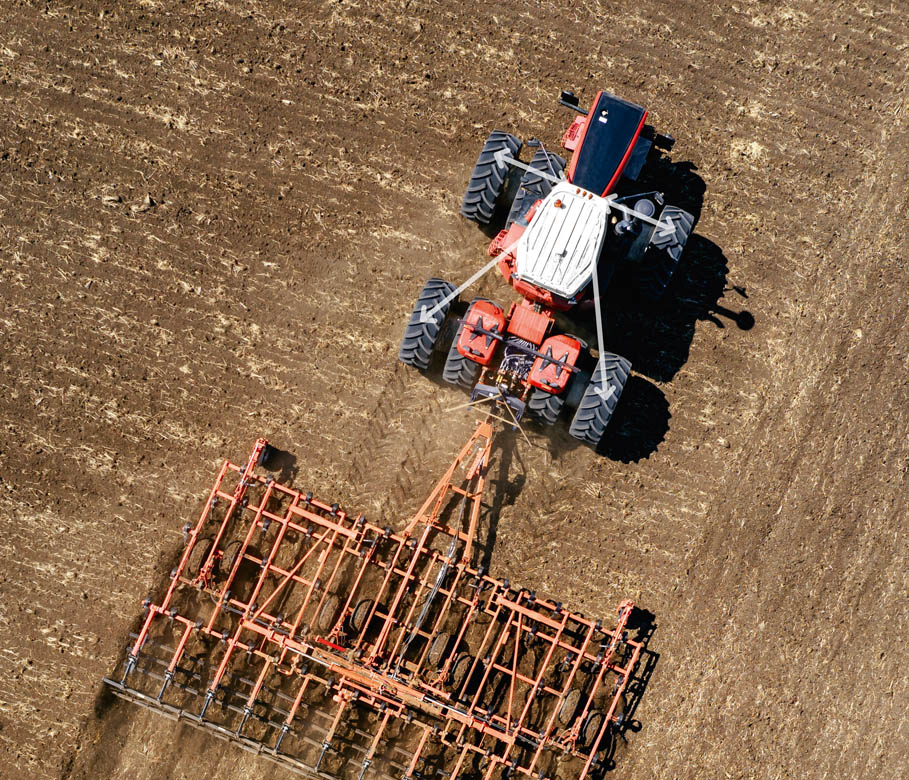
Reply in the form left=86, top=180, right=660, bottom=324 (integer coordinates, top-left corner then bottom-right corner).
left=513, top=181, right=610, bottom=300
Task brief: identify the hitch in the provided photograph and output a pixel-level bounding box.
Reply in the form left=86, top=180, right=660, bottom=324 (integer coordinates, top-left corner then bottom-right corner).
left=470, top=383, right=526, bottom=426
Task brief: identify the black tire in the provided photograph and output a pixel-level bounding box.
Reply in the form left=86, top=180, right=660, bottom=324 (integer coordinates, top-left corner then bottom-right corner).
left=442, top=323, right=482, bottom=389
left=568, top=354, right=631, bottom=447
left=428, top=632, right=451, bottom=668
left=399, top=278, right=457, bottom=370
left=220, top=540, right=244, bottom=577
left=448, top=652, right=474, bottom=695
left=349, top=598, right=375, bottom=634
left=581, top=710, right=606, bottom=749
left=558, top=688, right=581, bottom=727
left=563, top=368, right=591, bottom=411
left=461, top=131, right=523, bottom=225
left=526, top=387, right=564, bottom=424
left=506, top=148, right=566, bottom=227
left=636, top=205, right=694, bottom=300
left=187, top=536, right=214, bottom=578
left=317, top=594, right=341, bottom=634
left=257, top=442, right=276, bottom=468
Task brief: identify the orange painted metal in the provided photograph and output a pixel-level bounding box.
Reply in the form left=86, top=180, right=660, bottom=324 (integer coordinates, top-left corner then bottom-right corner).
left=103, top=423, right=644, bottom=780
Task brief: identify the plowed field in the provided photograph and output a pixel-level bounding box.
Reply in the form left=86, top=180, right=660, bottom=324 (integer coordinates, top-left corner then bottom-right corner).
left=0, top=1, right=906, bottom=779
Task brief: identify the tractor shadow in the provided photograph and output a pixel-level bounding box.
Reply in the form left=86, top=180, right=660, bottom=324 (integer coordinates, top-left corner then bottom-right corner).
left=606, top=157, right=755, bottom=384
left=607, top=233, right=754, bottom=384
left=555, top=156, right=754, bottom=459
left=596, top=376, right=671, bottom=462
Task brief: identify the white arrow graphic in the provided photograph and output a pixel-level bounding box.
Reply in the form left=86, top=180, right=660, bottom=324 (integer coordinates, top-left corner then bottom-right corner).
left=419, top=237, right=522, bottom=324
left=494, top=149, right=677, bottom=238
left=589, top=251, right=615, bottom=401
left=657, top=214, right=676, bottom=237
left=493, top=149, right=564, bottom=185
left=604, top=197, right=676, bottom=238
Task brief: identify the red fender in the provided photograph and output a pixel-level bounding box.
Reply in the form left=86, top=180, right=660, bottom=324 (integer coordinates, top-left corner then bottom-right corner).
left=457, top=300, right=505, bottom=366
left=528, top=334, right=582, bottom=393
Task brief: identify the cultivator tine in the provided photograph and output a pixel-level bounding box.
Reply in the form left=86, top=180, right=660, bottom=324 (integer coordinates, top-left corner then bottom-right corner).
left=120, top=653, right=137, bottom=685
left=315, top=693, right=349, bottom=772
left=356, top=711, right=391, bottom=780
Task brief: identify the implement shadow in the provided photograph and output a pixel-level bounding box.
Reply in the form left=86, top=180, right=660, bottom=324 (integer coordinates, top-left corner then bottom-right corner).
left=619, top=607, right=658, bottom=740
left=476, top=427, right=524, bottom=573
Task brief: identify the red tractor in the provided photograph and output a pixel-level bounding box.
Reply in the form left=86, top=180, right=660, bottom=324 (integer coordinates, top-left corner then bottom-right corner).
left=399, top=89, right=694, bottom=447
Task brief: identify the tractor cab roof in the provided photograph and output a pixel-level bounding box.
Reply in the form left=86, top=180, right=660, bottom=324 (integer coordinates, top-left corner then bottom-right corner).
left=513, top=181, right=611, bottom=301
left=567, top=91, right=647, bottom=195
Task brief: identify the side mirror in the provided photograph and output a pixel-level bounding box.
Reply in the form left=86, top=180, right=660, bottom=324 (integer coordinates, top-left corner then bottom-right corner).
left=559, top=89, right=588, bottom=115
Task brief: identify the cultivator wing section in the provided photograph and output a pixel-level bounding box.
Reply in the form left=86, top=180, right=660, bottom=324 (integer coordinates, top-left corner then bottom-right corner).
left=104, top=423, right=642, bottom=780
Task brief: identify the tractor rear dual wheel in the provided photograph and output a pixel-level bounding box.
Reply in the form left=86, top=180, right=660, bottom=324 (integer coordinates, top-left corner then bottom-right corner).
left=448, top=652, right=475, bottom=697
left=568, top=354, right=631, bottom=447
left=442, top=318, right=483, bottom=389
left=399, top=278, right=457, bottom=371
left=526, top=387, right=564, bottom=424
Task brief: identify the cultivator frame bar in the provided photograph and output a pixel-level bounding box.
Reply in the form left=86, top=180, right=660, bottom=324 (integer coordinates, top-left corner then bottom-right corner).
left=104, top=421, right=643, bottom=780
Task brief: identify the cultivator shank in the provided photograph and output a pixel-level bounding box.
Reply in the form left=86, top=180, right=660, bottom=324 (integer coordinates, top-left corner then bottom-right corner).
left=105, top=422, right=643, bottom=780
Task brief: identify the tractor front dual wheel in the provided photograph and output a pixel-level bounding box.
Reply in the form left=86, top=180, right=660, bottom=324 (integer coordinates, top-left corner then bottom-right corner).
left=636, top=205, right=695, bottom=301
left=461, top=131, right=523, bottom=225
left=506, top=147, right=566, bottom=228
left=399, top=278, right=457, bottom=371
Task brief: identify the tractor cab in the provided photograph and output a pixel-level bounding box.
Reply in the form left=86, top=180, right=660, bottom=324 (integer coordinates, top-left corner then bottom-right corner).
left=563, top=91, right=648, bottom=196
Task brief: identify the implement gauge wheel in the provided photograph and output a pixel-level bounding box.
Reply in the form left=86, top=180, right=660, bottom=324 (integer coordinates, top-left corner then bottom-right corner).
left=349, top=598, right=376, bottom=634
left=581, top=710, right=606, bottom=748
left=428, top=632, right=452, bottom=668
left=187, top=536, right=214, bottom=578
left=558, top=688, right=581, bottom=727
left=220, top=540, right=243, bottom=577
left=317, top=594, right=341, bottom=634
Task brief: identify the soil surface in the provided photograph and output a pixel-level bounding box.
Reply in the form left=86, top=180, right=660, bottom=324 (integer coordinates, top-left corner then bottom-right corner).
left=1, top=1, right=906, bottom=779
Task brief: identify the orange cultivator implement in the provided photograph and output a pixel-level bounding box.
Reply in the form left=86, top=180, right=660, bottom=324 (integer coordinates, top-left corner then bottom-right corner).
left=104, top=420, right=645, bottom=780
